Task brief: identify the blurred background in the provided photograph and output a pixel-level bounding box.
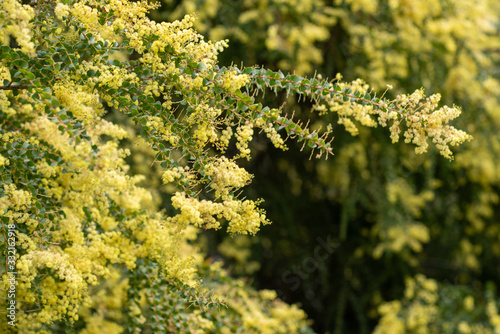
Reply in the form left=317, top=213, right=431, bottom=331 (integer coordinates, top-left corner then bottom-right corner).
left=133, top=0, right=500, bottom=332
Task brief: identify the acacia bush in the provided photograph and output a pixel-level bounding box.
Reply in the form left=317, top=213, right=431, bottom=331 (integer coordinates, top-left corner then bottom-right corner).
left=0, top=0, right=476, bottom=333
left=158, top=0, right=500, bottom=333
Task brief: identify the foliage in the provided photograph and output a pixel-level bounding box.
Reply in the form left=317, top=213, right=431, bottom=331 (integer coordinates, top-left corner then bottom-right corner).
left=0, top=0, right=474, bottom=333
left=158, top=0, right=500, bottom=333
left=374, top=276, right=500, bottom=334
left=154, top=0, right=338, bottom=75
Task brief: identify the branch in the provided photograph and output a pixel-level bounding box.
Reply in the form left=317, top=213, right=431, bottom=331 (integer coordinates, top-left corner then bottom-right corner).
left=0, top=83, right=30, bottom=90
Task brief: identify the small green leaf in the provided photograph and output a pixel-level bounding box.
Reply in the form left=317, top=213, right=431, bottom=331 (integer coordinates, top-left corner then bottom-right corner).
left=197, top=62, right=207, bottom=71
left=13, top=59, right=29, bottom=69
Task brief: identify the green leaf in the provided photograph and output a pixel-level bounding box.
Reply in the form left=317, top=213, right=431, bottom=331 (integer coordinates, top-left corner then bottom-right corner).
left=197, top=62, right=207, bottom=71
left=1, top=45, right=11, bottom=54
left=13, top=59, right=28, bottom=69
left=20, top=70, right=35, bottom=80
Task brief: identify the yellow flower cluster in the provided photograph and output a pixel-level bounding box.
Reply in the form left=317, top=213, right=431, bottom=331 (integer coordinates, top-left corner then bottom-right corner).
left=487, top=299, right=500, bottom=334
left=58, top=2, right=115, bottom=42
left=162, top=166, right=182, bottom=184
left=80, top=266, right=130, bottom=330
left=338, top=0, right=378, bottom=14
left=217, top=125, right=233, bottom=151
left=455, top=239, right=482, bottom=271
left=390, top=89, right=471, bottom=158
left=372, top=222, right=430, bottom=260
left=54, top=81, right=102, bottom=124
left=56, top=0, right=154, bottom=45
left=208, top=266, right=311, bottom=334
left=204, top=157, right=252, bottom=200
left=74, top=62, right=139, bottom=108
left=2, top=212, right=38, bottom=232
left=224, top=198, right=270, bottom=235
left=315, top=76, right=378, bottom=136
left=87, top=0, right=230, bottom=73
left=374, top=275, right=438, bottom=334
left=13, top=250, right=89, bottom=327
left=161, top=0, right=337, bottom=74
left=24, top=116, right=81, bottom=163
left=169, top=192, right=269, bottom=235
left=169, top=192, right=223, bottom=230
left=0, top=91, right=11, bottom=117
left=0, top=0, right=35, bottom=55
left=255, top=113, right=288, bottom=151
left=386, top=178, right=434, bottom=217
left=219, top=68, right=251, bottom=93
left=0, top=184, right=33, bottom=211
left=317, top=77, right=472, bottom=159
left=89, top=119, right=129, bottom=140
left=187, top=103, right=222, bottom=147
left=0, top=65, right=13, bottom=114
left=161, top=166, right=196, bottom=186
left=374, top=274, right=500, bottom=334
left=235, top=123, right=254, bottom=159
left=144, top=116, right=179, bottom=146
